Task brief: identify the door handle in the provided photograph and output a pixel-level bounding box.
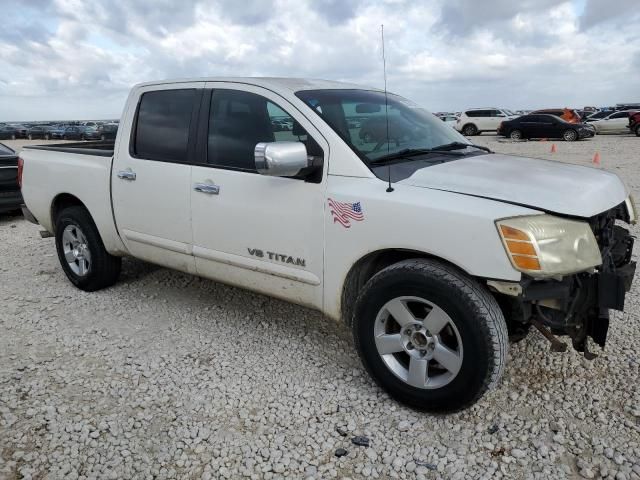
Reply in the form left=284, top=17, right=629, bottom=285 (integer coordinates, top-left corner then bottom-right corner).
left=194, top=182, right=220, bottom=195
left=117, top=169, right=136, bottom=181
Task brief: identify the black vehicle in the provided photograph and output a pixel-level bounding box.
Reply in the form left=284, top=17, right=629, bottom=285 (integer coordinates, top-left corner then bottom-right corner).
left=0, top=125, right=18, bottom=140
left=81, top=127, right=101, bottom=140
left=27, top=125, right=55, bottom=140
left=0, top=143, right=22, bottom=214
left=9, top=124, right=29, bottom=138
left=96, top=123, right=118, bottom=141
left=60, top=126, right=85, bottom=140
left=498, top=114, right=593, bottom=141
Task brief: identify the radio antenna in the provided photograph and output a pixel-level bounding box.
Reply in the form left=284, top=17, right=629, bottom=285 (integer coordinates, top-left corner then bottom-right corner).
left=381, top=24, right=393, bottom=193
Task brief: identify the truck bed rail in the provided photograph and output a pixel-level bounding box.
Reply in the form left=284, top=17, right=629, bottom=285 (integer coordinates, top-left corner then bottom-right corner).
left=22, top=141, right=114, bottom=157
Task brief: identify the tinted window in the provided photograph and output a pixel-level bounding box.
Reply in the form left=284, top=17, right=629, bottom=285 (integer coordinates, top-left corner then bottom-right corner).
left=134, top=89, right=196, bottom=162
left=207, top=89, right=321, bottom=172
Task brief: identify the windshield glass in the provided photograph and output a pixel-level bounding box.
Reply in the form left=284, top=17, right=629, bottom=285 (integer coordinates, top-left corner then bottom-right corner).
left=295, top=89, right=470, bottom=164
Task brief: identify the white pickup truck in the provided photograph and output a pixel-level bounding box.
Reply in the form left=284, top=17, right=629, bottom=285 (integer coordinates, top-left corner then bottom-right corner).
left=20, top=78, right=636, bottom=412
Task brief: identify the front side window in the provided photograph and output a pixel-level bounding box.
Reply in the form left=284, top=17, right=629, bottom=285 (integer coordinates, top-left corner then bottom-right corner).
left=134, top=89, right=196, bottom=162
left=295, top=89, right=468, bottom=164
left=207, top=89, right=321, bottom=172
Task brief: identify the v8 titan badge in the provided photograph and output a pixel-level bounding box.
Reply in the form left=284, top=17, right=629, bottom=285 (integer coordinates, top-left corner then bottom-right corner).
left=328, top=198, right=364, bottom=228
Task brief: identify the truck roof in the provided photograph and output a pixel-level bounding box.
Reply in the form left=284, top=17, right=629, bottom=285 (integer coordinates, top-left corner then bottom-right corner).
left=133, top=77, right=380, bottom=94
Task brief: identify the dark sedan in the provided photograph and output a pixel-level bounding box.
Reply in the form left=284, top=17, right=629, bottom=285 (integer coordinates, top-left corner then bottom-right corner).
left=0, top=125, right=18, bottom=140
left=60, top=126, right=86, bottom=140
left=96, top=123, right=118, bottom=141
left=27, top=126, right=55, bottom=140
left=0, top=142, right=22, bottom=214
left=498, top=114, right=593, bottom=141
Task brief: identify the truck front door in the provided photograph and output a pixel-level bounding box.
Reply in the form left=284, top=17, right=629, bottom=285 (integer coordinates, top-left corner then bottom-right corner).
left=112, top=83, right=204, bottom=274
left=190, top=84, right=327, bottom=309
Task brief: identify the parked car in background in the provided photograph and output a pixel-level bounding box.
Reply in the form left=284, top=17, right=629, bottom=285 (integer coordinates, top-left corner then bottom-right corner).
left=96, top=123, right=118, bottom=141
left=591, top=110, right=636, bottom=134
left=9, top=124, right=29, bottom=138
left=439, top=115, right=458, bottom=127
left=27, top=125, right=55, bottom=140
left=82, top=121, right=103, bottom=128
left=0, top=125, right=18, bottom=140
left=455, top=108, right=517, bottom=136
left=531, top=108, right=581, bottom=123
left=0, top=142, right=22, bottom=214
left=271, top=119, right=290, bottom=131
left=531, top=109, right=595, bottom=136
left=498, top=114, right=593, bottom=141
left=81, top=126, right=101, bottom=140
left=48, top=125, right=68, bottom=139
left=628, top=111, right=640, bottom=136
left=585, top=110, right=612, bottom=121
left=59, top=126, right=85, bottom=140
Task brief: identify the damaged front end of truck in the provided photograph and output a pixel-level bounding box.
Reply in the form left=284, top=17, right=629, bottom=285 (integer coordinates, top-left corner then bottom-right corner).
left=489, top=200, right=636, bottom=358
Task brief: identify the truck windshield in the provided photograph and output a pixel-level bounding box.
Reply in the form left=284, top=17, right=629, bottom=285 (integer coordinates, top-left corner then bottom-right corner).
left=295, top=89, right=471, bottom=165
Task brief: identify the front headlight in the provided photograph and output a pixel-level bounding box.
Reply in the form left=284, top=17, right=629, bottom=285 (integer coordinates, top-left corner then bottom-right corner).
left=496, top=214, right=602, bottom=278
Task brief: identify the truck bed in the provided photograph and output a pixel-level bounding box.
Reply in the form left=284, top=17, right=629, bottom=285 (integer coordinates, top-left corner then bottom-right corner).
left=20, top=141, right=127, bottom=255
left=23, top=141, right=114, bottom=157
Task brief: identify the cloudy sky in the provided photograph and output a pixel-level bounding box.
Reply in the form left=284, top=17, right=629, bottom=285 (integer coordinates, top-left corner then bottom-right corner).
left=1, top=0, right=638, bottom=121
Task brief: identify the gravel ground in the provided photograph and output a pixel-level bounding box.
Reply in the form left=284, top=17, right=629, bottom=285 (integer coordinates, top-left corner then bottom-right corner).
left=1, top=135, right=639, bottom=480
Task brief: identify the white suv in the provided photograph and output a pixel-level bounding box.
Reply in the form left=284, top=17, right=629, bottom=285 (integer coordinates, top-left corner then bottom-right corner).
left=455, top=108, right=516, bottom=136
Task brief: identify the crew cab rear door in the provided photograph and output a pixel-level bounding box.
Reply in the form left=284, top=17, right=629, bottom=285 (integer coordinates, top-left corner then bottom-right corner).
left=111, top=82, right=204, bottom=274
left=189, top=83, right=328, bottom=309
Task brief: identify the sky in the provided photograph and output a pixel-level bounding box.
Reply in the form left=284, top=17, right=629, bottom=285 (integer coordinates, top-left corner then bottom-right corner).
left=0, top=0, right=638, bottom=121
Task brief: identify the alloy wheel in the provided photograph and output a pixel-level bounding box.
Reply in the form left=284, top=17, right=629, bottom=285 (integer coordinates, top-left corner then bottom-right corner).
left=62, top=225, right=91, bottom=276
left=373, top=296, right=463, bottom=389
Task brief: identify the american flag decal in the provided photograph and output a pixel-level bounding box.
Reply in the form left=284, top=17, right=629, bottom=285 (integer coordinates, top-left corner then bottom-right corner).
left=328, top=198, right=364, bottom=228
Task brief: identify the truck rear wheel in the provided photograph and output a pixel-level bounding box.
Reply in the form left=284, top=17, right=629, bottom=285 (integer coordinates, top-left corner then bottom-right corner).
left=353, top=258, right=508, bottom=412
left=55, top=206, right=121, bottom=291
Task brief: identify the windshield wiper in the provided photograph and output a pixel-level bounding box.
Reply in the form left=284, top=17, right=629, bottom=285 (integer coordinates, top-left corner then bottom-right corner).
left=430, top=141, right=493, bottom=153
left=370, top=144, right=482, bottom=165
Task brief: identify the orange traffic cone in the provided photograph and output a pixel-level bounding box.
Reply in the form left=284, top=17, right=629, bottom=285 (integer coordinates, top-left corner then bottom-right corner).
left=550, top=144, right=557, bottom=153
left=593, top=152, right=601, bottom=166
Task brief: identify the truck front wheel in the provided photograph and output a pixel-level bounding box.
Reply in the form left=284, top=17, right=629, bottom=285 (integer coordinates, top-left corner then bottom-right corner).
left=54, top=206, right=121, bottom=291
left=353, top=259, right=508, bottom=412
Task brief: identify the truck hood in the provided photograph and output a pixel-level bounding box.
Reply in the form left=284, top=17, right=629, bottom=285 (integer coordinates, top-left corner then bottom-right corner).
left=398, top=153, right=628, bottom=218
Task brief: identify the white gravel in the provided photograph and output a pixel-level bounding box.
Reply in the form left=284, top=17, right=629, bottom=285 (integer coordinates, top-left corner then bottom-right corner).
left=1, top=135, right=640, bottom=480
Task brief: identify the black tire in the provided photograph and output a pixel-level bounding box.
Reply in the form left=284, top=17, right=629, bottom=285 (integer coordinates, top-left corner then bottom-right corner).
left=635, top=125, right=640, bottom=137
left=54, top=206, right=121, bottom=291
left=563, top=129, right=578, bottom=142
left=462, top=124, right=478, bottom=136
left=353, top=258, right=508, bottom=412
left=509, top=129, right=523, bottom=140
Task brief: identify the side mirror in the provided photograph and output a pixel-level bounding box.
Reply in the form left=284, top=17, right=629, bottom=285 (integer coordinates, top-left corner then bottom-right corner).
left=255, top=142, right=309, bottom=177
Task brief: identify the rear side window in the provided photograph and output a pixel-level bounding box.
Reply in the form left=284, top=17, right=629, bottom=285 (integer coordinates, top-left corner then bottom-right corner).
left=134, top=89, right=196, bottom=162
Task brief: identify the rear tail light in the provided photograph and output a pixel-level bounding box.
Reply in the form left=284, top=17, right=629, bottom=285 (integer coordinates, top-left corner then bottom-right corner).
left=17, top=157, right=24, bottom=189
